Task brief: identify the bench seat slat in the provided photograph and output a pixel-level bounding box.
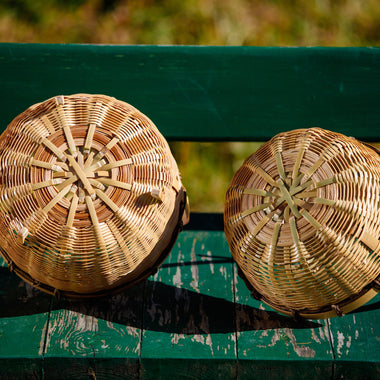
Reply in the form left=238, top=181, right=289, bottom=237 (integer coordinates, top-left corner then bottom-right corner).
left=0, top=44, right=379, bottom=141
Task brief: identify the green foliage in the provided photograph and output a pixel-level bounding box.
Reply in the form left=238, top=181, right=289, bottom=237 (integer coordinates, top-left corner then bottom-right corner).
left=1, top=0, right=380, bottom=45
left=170, top=142, right=263, bottom=212
left=0, top=0, right=378, bottom=211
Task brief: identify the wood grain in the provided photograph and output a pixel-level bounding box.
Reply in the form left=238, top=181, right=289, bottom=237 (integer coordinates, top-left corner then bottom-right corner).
left=328, top=292, right=380, bottom=378
left=234, top=263, right=334, bottom=361
left=141, top=231, right=236, bottom=360
left=0, top=259, right=50, bottom=379
left=43, top=282, right=144, bottom=361
left=0, top=45, right=379, bottom=141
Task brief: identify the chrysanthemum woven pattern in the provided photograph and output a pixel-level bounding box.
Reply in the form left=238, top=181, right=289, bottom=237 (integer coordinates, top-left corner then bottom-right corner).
left=224, top=128, right=380, bottom=317
left=0, top=94, right=185, bottom=296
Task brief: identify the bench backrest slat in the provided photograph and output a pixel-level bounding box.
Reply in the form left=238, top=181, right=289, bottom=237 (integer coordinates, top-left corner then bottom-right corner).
left=0, top=44, right=379, bottom=141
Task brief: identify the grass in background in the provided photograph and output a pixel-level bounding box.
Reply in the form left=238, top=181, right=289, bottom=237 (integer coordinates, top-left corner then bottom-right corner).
left=170, top=142, right=264, bottom=212
left=0, top=0, right=378, bottom=211
left=1, top=0, right=380, bottom=46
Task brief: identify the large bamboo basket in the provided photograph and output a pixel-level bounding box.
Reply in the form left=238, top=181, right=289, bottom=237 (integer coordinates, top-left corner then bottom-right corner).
left=224, top=128, right=380, bottom=319
left=0, top=94, right=189, bottom=298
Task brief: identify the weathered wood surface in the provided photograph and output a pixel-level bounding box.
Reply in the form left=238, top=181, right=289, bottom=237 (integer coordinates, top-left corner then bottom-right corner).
left=141, top=230, right=237, bottom=379
left=0, top=224, right=379, bottom=379
left=328, top=294, right=380, bottom=379
left=0, top=44, right=379, bottom=141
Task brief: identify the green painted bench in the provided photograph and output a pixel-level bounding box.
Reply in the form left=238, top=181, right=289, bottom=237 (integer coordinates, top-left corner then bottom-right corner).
left=0, top=44, right=379, bottom=379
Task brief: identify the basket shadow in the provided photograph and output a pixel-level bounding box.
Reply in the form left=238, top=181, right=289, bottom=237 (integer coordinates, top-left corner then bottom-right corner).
left=0, top=267, right=52, bottom=316
left=0, top=268, right=321, bottom=333
left=140, top=280, right=322, bottom=333
left=348, top=300, right=380, bottom=314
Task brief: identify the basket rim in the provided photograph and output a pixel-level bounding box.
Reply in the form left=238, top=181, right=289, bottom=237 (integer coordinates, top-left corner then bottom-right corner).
left=235, top=263, right=380, bottom=319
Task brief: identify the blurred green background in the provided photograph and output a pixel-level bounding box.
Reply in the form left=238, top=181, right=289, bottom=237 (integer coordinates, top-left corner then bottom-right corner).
left=1, top=0, right=379, bottom=212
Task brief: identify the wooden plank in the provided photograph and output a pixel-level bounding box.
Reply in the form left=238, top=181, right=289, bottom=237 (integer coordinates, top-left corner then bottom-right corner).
left=141, top=359, right=237, bottom=380
left=0, top=256, right=50, bottom=379
left=328, top=292, right=380, bottom=379
left=234, top=264, right=334, bottom=374
left=333, top=361, right=379, bottom=380
left=42, top=358, right=140, bottom=380
left=0, top=359, right=42, bottom=380
left=0, top=44, right=379, bottom=141
left=140, top=231, right=237, bottom=373
left=43, top=282, right=144, bottom=378
left=238, top=360, right=332, bottom=380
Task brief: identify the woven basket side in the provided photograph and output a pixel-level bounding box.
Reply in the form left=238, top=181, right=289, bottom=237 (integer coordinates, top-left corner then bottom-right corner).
left=0, top=94, right=186, bottom=296
left=224, top=128, right=380, bottom=316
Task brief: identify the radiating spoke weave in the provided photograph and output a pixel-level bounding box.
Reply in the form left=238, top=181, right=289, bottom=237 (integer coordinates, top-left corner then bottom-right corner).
left=224, top=128, right=380, bottom=317
left=0, top=94, right=186, bottom=297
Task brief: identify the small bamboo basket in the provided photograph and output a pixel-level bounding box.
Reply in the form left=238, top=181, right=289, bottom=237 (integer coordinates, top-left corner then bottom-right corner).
left=224, top=128, right=380, bottom=319
left=0, top=94, right=189, bottom=298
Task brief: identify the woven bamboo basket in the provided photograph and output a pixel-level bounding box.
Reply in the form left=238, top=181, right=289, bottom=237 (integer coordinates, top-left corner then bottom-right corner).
left=0, top=94, right=189, bottom=298
left=224, top=128, right=380, bottom=319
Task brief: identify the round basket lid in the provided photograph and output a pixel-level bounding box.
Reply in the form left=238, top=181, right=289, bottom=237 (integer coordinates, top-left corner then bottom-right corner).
left=0, top=94, right=188, bottom=298
left=224, top=128, right=380, bottom=319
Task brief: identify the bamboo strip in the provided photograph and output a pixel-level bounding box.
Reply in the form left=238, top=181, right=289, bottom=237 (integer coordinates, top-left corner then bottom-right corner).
left=243, top=188, right=278, bottom=198
left=300, top=209, right=322, bottom=230
left=241, top=202, right=273, bottom=218
left=78, top=187, right=85, bottom=203
left=84, top=151, right=95, bottom=170
left=275, top=151, right=287, bottom=181
left=40, top=115, right=56, bottom=135
left=360, top=231, right=380, bottom=252
left=66, top=155, right=95, bottom=197
left=42, top=138, right=66, bottom=161
left=304, top=157, right=325, bottom=179
left=43, top=185, right=71, bottom=213
left=294, top=190, right=318, bottom=199
left=95, top=188, right=119, bottom=213
left=96, top=158, right=132, bottom=171
left=291, top=143, right=306, bottom=181
left=249, top=212, right=275, bottom=238
left=278, top=180, right=301, bottom=218
left=53, top=172, right=71, bottom=178
left=84, top=123, right=96, bottom=155
left=271, top=221, right=281, bottom=247
left=55, top=175, right=78, bottom=191
left=316, top=177, right=337, bottom=188
left=88, top=178, right=106, bottom=191
left=94, top=137, right=119, bottom=161
left=66, top=193, right=79, bottom=228
left=55, top=97, right=77, bottom=158
left=85, top=194, right=106, bottom=251
left=289, top=179, right=313, bottom=196
left=31, top=159, right=65, bottom=172
left=95, top=177, right=132, bottom=191
left=31, top=179, right=61, bottom=191
left=106, top=218, right=135, bottom=269
left=150, top=188, right=163, bottom=202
